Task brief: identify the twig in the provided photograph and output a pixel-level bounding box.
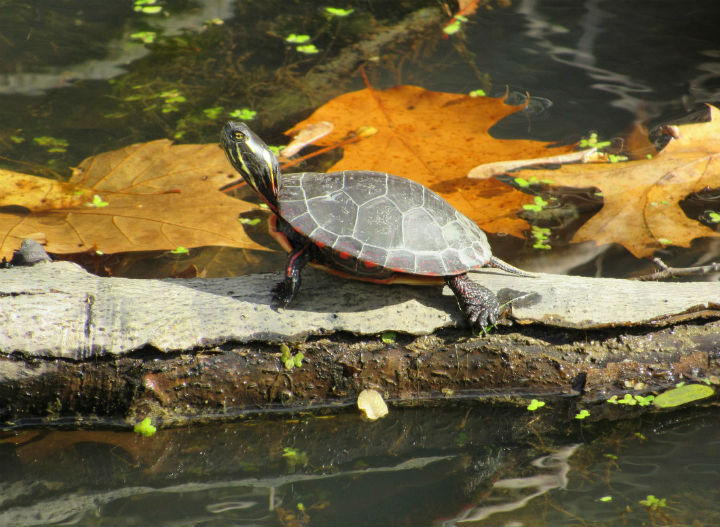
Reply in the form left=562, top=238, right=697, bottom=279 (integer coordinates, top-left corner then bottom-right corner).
left=633, top=257, right=720, bottom=281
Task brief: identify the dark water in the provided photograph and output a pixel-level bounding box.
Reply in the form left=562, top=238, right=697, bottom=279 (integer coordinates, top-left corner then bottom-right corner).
left=1, top=405, right=719, bottom=526
left=2, top=0, right=720, bottom=525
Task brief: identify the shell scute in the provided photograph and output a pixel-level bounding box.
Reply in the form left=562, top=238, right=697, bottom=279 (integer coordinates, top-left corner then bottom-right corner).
left=342, top=171, right=388, bottom=205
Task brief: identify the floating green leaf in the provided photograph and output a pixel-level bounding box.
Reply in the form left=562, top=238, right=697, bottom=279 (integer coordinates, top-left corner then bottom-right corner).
left=653, top=383, right=714, bottom=408
left=579, top=132, right=611, bottom=149
left=170, top=246, right=189, bottom=254
left=230, top=108, right=257, bottom=120
left=133, top=417, right=157, bottom=436
left=381, top=331, right=396, bottom=344
left=86, top=194, right=109, bottom=208
left=575, top=409, right=590, bottom=419
left=239, top=217, right=262, bottom=226
left=443, top=19, right=463, bottom=35
left=325, top=7, right=354, bottom=17
left=130, top=31, right=156, bottom=43
left=203, top=106, right=224, bottom=119
left=527, top=399, right=545, bottom=411
left=10, top=135, right=25, bottom=144
left=33, top=136, right=69, bottom=153
left=282, top=447, right=309, bottom=466
left=639, top=494, right=667, bottom=510
left=523, top=196, right=548, bottom=212
left=286, top=33, right=311, bottom=44
left=296, top=44, right=319, bottom=54
left=469, top=89, right=486, bottom=97
left=599, top=496, right=613, bottom=502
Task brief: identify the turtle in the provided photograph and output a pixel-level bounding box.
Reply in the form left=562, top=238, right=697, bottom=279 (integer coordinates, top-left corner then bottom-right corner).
left=220, top=121, right=535, bottom=330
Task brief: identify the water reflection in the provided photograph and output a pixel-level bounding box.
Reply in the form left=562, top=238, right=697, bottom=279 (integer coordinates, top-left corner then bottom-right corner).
left=1, top=406, right=719, bottom=526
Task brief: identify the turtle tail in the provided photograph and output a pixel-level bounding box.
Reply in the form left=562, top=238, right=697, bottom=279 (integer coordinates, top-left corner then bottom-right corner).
left=487, top=256, right=538, bottom=278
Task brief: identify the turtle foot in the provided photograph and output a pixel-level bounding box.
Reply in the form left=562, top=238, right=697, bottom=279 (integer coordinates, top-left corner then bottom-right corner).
left=271, top=280, right=295, bottom=309
left=445, top=273, right=501, bottom=331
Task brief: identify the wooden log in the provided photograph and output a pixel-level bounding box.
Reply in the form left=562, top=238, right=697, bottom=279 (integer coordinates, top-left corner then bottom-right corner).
left=1, top=261, right=719, bottom=426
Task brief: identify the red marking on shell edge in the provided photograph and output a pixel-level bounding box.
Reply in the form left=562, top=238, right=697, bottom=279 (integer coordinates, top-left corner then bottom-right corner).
left=339, top=251, right=350, bottom=260
left=364, top=261, right=377, bottom=268
left=315, top=241, right=325, bottom=249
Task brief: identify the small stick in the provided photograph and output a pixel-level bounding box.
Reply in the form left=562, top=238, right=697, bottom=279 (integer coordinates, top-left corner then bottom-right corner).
left=633, top=257, right=720, bottom=281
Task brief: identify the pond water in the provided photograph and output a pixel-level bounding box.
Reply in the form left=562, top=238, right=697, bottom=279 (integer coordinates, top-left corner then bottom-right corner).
left=2, top=0, right=720, bottom=525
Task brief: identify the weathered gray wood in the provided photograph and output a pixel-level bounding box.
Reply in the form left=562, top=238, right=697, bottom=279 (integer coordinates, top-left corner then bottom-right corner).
left=2, top=261, right=719, bottom=426
left=1, top=262, right=719, bottom=359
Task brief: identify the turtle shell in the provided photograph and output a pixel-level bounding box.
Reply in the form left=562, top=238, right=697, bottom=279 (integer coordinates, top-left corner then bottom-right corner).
left=277, top=170, right=492, bottom=277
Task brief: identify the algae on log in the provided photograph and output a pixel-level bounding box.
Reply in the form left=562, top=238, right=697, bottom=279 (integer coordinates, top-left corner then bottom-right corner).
left=1, top=261, right=719, bottom=426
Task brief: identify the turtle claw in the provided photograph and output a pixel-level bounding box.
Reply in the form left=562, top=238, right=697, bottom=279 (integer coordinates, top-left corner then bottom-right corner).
left=271, top=280, right=294, bottom=309
left=445, top=273, right=502, bottom=333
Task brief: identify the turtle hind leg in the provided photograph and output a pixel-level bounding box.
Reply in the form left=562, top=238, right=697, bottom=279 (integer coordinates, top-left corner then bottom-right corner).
left=272, top=243, right=312, bottom=309
left=445, top=273, right=501, bottom=330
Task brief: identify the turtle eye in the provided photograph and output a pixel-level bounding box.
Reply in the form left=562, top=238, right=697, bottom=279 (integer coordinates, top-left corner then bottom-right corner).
left=233, top=130, right=246, bottom=141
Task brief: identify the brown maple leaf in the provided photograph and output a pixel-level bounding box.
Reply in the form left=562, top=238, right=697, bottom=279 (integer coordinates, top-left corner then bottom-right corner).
left=286, top=85, right=575, bottom=236
left=0, top=140, right=266, bottom=259
left=484, top=105, right=720, bottom=258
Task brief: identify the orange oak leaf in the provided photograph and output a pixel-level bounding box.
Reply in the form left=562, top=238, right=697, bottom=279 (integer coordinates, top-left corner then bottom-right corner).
left=285, top=85, right=575, bottom=236
left=0, top=140, right=266, bottom=259
left=498, top=105, right=720, bottom=258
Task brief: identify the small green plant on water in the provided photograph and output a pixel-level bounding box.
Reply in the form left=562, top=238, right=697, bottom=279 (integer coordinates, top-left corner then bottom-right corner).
left=296, top=44, right=319, bottom=54
left=707, top=212, right=720, bottom=223
left=381, top=331, right=396, bottom=344
left=469, top=89, right=486, bottom=97
left=639, top=495, right=667, bottom=510
left=608, top=154, right=628, bottom=163
left=527, top=399, right=545, bottom=411
left=239, top=217, right=262, bottom=226
left=134, top=417, right=157, bottom=436
left=606, top=393, right=655, bottom=406
left=86, top=194, right=109, bottom=208
left=10, top=135, right=25, bottom=144
left=280, top=343, right=304, bottom=370
left=599, top=496, right=613, bottom=502
left=158, top=90, right=187, bottom=113
left=133, top=0, right=162, bottom=14
left=230, top=108, right=257, bottom=120
left=578, top=132, right=611, bottom=150
left=282, top=447, right=309, bottom=467
left=203, top=106, right=224, bottom=119
left=658, top=238, right=672, bottom=245
left=575, top=409, right=590, bottom=419
left=170, top=246, right=189, bottom=254
left=604, top=453, right=618, bottom=460
left=269, top=145, right=285, bottom=156
left=523, top=196, right=549, bottom=212
left=130, top=31, right=156, bottom=44
left=33, top=136, right=69, bottom=153
left=443, top=15, right=468, bottom=35
left=286, top=33, right=311, bottom=44
left=531, top=225, right=551, bottom=250
left=325, top=7, right=354, bottom=17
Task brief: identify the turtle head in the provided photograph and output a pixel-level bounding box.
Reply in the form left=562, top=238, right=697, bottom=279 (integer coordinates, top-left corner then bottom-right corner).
left=221, top=121, right=280, bottom=207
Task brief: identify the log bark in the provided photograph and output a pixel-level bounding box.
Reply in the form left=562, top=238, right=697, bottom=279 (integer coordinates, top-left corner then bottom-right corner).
left=1, top=261, right=719, bottom=426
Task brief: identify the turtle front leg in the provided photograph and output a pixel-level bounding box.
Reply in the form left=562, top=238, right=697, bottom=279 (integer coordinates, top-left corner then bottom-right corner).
left=445, top=273, right=501, bottom=330
left=272, top=243, right=312, bottom=309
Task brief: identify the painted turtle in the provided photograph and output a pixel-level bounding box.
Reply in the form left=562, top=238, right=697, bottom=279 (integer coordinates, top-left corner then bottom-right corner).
left=221, top=122, right=533, bottom=330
